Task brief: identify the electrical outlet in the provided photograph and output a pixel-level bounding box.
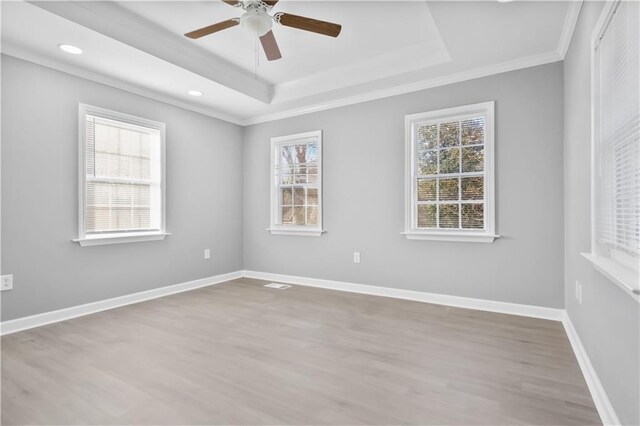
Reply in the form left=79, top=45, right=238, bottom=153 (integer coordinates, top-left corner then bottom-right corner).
left=1, top=275, right=13, bottom=291
left=204, top=249, right=211, bottom=260
left=353, top=252, right=360, bottom=263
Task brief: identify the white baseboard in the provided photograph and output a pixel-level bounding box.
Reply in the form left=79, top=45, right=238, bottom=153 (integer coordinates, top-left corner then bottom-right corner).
left=0, top=270, right=243, bottom=336
left=242, top=270, right=565, bottom=321
left=562, top=313, right=620, bottom=426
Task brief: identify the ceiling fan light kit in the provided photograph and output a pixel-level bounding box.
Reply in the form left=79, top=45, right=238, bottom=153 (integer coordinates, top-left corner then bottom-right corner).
left=240, top=10, right=273, bottom=37
left=184, top=0, right=342, bottom=61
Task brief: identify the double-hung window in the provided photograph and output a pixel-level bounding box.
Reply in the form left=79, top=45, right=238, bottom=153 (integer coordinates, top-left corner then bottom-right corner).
left=75, top=104, right=167, bottom=246
left=269, top=130, right=323, bottom=236
left=584, top=0, right=639, bottom=297
left=404, top=101, right=497, bottom=242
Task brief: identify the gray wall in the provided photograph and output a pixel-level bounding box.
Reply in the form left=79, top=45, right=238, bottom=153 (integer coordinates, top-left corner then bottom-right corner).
left=563, top=3, right=640, bottom=425
left=1, top=55, right=244, bottom=321
left=243, top=62, right=565, bottom=308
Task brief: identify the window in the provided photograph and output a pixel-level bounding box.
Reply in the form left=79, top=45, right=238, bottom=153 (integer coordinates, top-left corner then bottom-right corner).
left=584, top=0, right=639, bottom=296
left=404, top=101, right=497, bottom=242
left=75, top=104, right=167, bottom=246
left=269, top=130, right=323, bottom=236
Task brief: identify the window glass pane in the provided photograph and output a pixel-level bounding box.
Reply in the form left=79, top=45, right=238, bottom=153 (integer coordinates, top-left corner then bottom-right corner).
left=293, top=188, right=305, bottom=205
left=306, top=206, right=318, bottom=225
left=280, top=144, right=297, bottom=166
left=418, top=124, right=438, bottom=150
left=417, top=150, right=437, bottom=175
left=85, top=182, right=151, bottom=232
left=94, top=123, right=152, bottom=181
left=307, top=164, right=318, bottom=183
left=306, top=142, right=319, bottom=163
left=295, top=171, right=308, bottom=184
left=417, top=178, right=437, bottom=201
left=281, top=188, right=293, bottom=205
left=282, top=206, right=293, bottom=224
left=461, top=203, right=484, bottom=229
left=462, top=118, right=484, bottom=145
left=293, top=207, right=305, bottom=225
left=439, top=178, right=459, bottom=201
left=417, top=204, right=437, bottom=228
left=307, top=188, right=318, bottom=205
left=439, top=148, right=460, bottom=174
left=461, top=177, right=484, bottom=200
left=461, top=146, right=484, bottom=173
left=280, top=172, right=293, bottom=185
left=439, top=203, right=459, bottom=228
left=439, top=122, right=460, bottom=147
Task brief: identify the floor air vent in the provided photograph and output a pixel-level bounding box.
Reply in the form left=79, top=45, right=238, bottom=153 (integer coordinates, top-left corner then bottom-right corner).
left=264, top=283, right=291, bottom=289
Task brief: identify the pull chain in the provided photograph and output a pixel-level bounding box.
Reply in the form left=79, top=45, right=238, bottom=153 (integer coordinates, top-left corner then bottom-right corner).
left=254, top=36, right=260, bottom=79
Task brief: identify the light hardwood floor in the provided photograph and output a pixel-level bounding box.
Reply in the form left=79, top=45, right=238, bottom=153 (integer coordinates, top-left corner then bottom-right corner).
left=2, top=278, right=600, bottom=425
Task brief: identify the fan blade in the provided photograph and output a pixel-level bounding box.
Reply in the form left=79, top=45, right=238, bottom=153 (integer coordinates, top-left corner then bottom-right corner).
left=263, top=0, right=278, bottom=6
left=221, top=0, right=241, bottom=6
left=184, top=19, right=239, bottom=39
left=260, top=30, right=282, bottom=61
left=275, top=13, right=341, bottom=37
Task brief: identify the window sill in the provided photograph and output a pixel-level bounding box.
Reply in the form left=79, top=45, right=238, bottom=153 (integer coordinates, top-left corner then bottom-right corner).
left=402, top=231, right=499, bottom=243
left=73, top=232, right=170, bottom=247
left=581, top=252, right=640, bottom=300
left=267, top=228, right=325, bottom=237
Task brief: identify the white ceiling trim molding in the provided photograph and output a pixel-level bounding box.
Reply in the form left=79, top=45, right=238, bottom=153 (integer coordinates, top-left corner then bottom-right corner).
left=2, top=41, right=562, bottom=128
left=557, top=1, right=583, bottom=59
left=0, top=44, right=244, bottom=125
left=29, top=0, right=272, bottom=104
left=273, top=41, right=451, bottom=103
left=242, top=50, right=563, bottom=126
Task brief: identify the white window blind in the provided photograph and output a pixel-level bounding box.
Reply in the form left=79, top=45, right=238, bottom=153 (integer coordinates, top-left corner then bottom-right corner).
left=595, top=0, right=640, bottom=258
left=270, top=131, right=323, bottom=236
left=77, top=104, right=166, bottom=245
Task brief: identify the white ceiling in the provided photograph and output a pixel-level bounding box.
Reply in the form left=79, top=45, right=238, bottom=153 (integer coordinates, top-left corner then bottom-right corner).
left=1, top=1, right=580, bottom=125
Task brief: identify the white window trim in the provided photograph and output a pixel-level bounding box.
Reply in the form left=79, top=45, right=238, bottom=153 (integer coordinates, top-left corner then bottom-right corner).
left=268, top=130, right=324, bottom=237
left=582, top=1, right=640, bottom=300
left=74, top=104, right=168, bottom=247
left=403, top=101, right=498, bottom=243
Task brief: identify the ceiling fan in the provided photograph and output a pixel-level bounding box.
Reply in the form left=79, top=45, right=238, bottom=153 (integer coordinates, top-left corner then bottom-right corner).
left=184, top=0, right=342, bottom=61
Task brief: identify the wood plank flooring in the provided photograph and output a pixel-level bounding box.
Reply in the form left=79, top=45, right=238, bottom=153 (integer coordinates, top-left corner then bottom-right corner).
left=1, top=278, right=601, bottom=425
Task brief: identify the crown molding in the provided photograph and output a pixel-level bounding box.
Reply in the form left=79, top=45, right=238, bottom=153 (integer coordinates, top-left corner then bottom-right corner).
left=273, top=41, right=451, bottom=104
left=0, top=46, right=244, bottom=125
left=241, top=50, right=563, bottom=126
left=557, top=1, right=583, bottom=59
left=3, top=43, right=563, bottom=129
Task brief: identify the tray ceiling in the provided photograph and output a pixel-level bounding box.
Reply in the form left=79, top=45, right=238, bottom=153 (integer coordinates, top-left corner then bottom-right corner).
left=1, top=1, right=578, bottom=124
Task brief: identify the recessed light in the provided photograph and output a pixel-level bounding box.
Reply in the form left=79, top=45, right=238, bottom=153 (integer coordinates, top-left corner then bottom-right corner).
left=58, top=44, right=83, bottom=55
left=188, top=90, right=203, bottom=97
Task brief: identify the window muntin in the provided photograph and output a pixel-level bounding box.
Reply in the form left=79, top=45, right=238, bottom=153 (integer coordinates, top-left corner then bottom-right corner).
left=405, top=102, right=495, bottom=242
left=414, top=116, right=486, bottom=230
left=78, top=104, right=166, bottom=243
left=270, top=131, right=323, bottom=235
